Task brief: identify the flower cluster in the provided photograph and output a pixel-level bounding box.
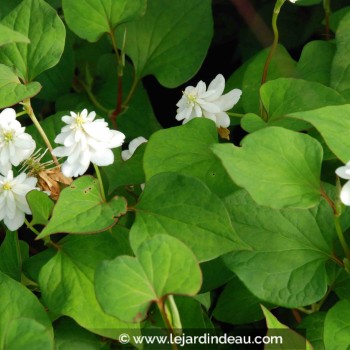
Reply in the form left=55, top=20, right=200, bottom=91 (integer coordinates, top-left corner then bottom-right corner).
left=0, top=108, right=35, bottom=174
left=0, top=108, right=37, bottom=231
left=53, top=109, right=125, bottom=178
left=175, top=74, right=242, bottom=128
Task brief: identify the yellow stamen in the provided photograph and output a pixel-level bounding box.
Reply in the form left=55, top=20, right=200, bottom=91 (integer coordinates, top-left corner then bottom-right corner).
left=3, top=182, right=11, bottom=190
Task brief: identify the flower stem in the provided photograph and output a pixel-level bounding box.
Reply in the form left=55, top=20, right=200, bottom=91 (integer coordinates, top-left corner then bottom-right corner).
left=157, top=299, right=178, bottom=350
left=227, top=112, right=244, bottom=118
left=260, top=0, right=286, bottom=119
left=323, top=0, right=331, bottom=40
left=22, top=98, right=59, bottom=167
left=93, top=164, right=106, bottom=202
left=16, top=110, right=27, bottom=117
left=84, top=85, right=110, bottom=114
left=261, top=0, right=285, bottom=86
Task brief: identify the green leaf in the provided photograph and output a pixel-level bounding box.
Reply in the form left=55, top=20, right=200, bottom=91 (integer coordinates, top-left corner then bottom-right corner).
left=95, top=235, right=202, bottom=323
left=288, top=105, right=350, bottom=163
left=102, top=145, right=146, bottom=195
left=0, top=64, right=41, bottom=108
left=324, top=300, right=350, bottom=350
left=240, top=113, right=266, bottom=133
left=144, top=118, right=238, bottom=198
left=62, top=0, right=146, bottom=42
left=240, top=45, right=296, bottom=114
left=212, top=127, right=322, bottom=209
left=261, top=78, right=346, bottom=130
left=297, top=40, right=336, bottom=86
left=0, top=271, right=54, bottom=349
left=223, top=190, right=337, bottom=307
left=115, top=0, right=213, bottom=87
left=213, top=275, right=272, bottom=325
left=36, top=35, right=75, bottom=101
left=0, top=0, right=65, bottom=82
left=331, top=10, right=350, bottom=95
left=37, top=176, right=127, bottom=238
left=0, top=231, right=21, bottom=281
left=261, top=305, right=312, bottom=350
left=130, top=173, right=248, bottom=262
left=0, top=23, right=29, bottom=46
left=26, top=190, right=54, bottom=226
left=39, top=232, right=140, bottom=340
left=200, top=257, right=233, bottom=293
left=54, top=317, right=105, bottom=350
left=298, top=313, right=326, bottom=350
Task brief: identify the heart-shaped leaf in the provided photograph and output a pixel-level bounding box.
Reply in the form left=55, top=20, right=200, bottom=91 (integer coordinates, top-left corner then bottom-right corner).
left=144, top=118, right=238, bottom=197
left=223, top=190, right=337, bottom=307
left=130, top=173, right=248, bottom=262
left=0, top=271, right=54, bottom=349
left=62, top=0, right=146, bottom=42
left=212, top=126, right=322, bottom=209
left=95, top=235, right=202, bottom=323
left=0, top=64, right=41, bottom=108
left=37, top=176, right=127, bottom=238
left=324, top=300, right=350, bottom=350
left=289, top=104, right=350, bottom=163
left=0, top=0, right=65, bottom=82
left=39, top=231, right=140, bottom=340
left=115, top=0, right=213, bottom=87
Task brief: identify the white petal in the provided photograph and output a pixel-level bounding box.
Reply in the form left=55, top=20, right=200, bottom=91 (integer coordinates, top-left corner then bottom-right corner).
left=340, top=180, right=350, bottom=205
left=206, top=74, right=225, bottom=101
left=129, top=137, right=147, bottom=155
left=216, top=112, right=230, bottom=128
left=91, top=149, right=114, bottom=166
left=215, top=89, right=242, bottom=111
left=4, top=210, right=25, bottom=231
left=121, top=150, right=132, bottom=161
left=336, top=165, right=350, bottom=180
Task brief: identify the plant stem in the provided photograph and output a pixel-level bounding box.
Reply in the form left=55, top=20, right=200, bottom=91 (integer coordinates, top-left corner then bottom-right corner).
left=227, top=112, right=245, bottom=118
left=261, top=0, right=285, bottom=86
left=22, top=98, right=59, bottom=167
left=16, top=110, right=27, bottom=117
left=83, top=83, right=110, bottom=114
left=334, top=215, right=350, bottom=259
left=157, top=299, right=178, bottom=350
left=24, top=218, right=41, bottom=236
left=323, top=0, right=331, bottom=40
left=93, top=164, right=106, bottom=202
left=123, top=75, right=140, bottom=107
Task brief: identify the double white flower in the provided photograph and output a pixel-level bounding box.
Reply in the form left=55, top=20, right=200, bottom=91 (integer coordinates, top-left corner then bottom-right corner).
left=53, top=109, right=125, bottom=178
left=175, top=74, right=242, bottom=128
left=0, top=170, right=37, bottom=231
left=336, top=162, right=350, bottom=205
left=0, top=108, right=36, bottom=174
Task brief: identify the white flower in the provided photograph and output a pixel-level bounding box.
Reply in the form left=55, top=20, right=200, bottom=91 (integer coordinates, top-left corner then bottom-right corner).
left=0, top=170, right=37, bottom=231
left=175, top=74, right=242, bottom=128
left=53, top=109, right=125, bottom=178
left=289, top=0, right=297, bottom=3
left=121, top=136, right=147, bottom=161
left=0, top=108, right=36, bottom=174
left=336, top=162, right=350, bottom=205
